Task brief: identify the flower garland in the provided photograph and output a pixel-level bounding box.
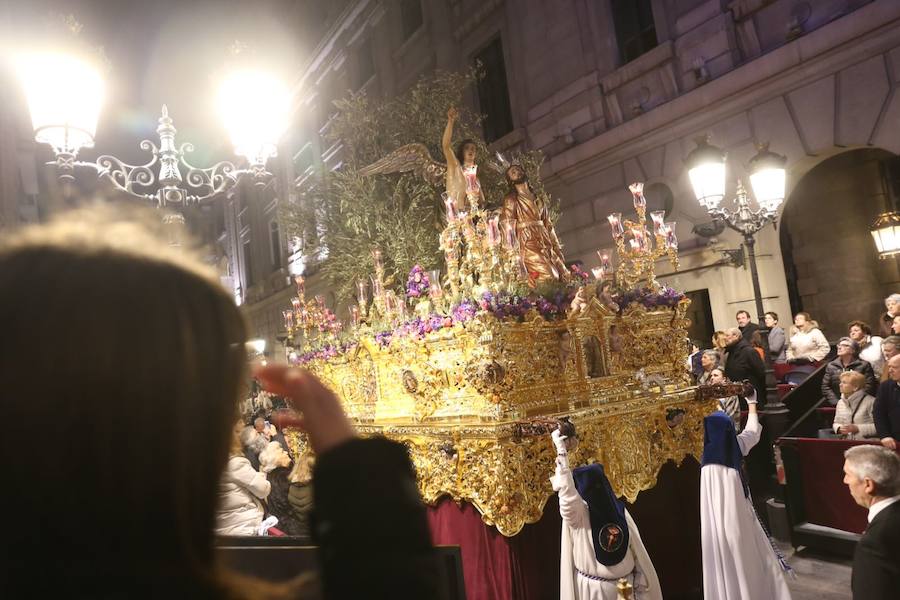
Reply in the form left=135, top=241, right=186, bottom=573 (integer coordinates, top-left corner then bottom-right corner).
left=289, top=283, right=683, bottom=365
left=612, top=285, right=684, bottom=311
left=405, top=265, right=430, bottom=298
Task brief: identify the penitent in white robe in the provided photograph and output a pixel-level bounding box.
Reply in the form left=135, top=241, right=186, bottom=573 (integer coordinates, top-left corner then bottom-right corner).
left=700, top=412, right=793, bottom=600
left=553, top=462, right=662, bottom=600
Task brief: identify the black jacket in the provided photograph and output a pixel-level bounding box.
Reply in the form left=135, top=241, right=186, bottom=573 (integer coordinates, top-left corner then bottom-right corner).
left=312, top=436, right=446, bottom=600
left=821, top=358, right=877, bottom=405
left=874, top=380, right=900, bottom=440
left=739, top=322, right=759, bottom=343
left=724, top=338, right=766, bottom=404
left=852, top=500, right=900, bottom=599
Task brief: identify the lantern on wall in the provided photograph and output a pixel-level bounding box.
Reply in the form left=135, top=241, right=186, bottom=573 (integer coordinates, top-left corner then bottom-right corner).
left=871, top=211, right=900, bottom=258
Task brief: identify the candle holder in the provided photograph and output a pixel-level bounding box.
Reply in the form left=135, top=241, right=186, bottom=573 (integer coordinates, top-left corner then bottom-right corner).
left=606, top=182, right=679, bottom=290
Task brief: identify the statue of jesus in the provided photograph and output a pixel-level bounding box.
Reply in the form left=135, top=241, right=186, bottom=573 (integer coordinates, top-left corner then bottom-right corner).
left=499, top=163, right=568, bottom=282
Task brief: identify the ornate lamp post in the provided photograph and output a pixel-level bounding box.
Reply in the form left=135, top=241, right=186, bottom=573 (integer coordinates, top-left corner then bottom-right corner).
left=686, top=136, right=789, bottom=434
left=14, top=52, right=290, bottom=229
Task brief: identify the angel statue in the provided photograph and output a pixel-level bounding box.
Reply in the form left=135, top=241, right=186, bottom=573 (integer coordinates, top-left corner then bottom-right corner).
left=498, top=158, right=569, bottom=282
left=442, top=106, right=485, bottom=213
left=358, top=106, right=485, bottom=214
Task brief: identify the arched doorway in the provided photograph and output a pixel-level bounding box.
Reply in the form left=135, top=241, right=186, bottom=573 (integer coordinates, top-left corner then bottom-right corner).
left=779, top=148, right=900, bottom=339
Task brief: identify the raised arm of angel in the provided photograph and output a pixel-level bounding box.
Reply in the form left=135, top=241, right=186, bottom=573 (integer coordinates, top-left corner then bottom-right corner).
left=442, top=107, right=460, bottom=169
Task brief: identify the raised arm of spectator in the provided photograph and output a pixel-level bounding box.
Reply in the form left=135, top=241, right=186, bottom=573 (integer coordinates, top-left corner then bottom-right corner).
left=256, top=366, right=446, bottom=600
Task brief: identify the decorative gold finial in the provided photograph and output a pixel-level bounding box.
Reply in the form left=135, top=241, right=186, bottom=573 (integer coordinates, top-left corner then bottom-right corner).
left=616, top=577, right=634, bottom=600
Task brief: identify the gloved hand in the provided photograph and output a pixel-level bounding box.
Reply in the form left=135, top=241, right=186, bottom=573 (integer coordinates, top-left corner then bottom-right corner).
left=551, top=429, right=568, bottom=454
left=745, top=388, right=758, bottom=405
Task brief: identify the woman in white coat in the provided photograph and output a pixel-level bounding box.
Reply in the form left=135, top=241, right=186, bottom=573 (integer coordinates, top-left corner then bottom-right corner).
left=215, top=427, right=272, bottom=536
left=701, top=390, right=793, bottom=599
left=551, top=424, right=662, bottom=600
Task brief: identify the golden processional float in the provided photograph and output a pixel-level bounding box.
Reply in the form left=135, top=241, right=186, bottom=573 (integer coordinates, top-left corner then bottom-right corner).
left=282, top=167, right=717, bottom=536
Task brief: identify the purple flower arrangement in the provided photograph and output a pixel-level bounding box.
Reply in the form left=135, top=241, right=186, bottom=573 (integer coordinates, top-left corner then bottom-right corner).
left=478, top=290, right=573, bottom=321
left=406, top=265, right=431, bottom=298
left=291, top=341, right=358, bottom=366
left=612, top=285, right=684, bottom=311
left=290, top=284, right=683, bottom=361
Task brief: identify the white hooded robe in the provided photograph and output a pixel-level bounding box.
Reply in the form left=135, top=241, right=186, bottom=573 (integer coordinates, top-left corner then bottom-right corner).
left=553, top=460, right=662, bottom=600
left=700, top=412, right=793, bottom=600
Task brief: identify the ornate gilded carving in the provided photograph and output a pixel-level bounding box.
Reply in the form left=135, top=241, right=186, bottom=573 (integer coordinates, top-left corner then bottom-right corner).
left=283, top=297, right=712, bottom=536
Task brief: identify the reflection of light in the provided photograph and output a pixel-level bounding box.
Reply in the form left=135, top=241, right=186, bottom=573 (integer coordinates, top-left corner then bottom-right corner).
left=217, top=69, right=289, bottom=165
left=15, top=52, right=104, bottom=154
left=247, top=338, right=266, bottom=355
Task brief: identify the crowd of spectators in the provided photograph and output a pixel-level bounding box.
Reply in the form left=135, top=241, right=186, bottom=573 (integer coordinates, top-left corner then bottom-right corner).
left=690, top=298, right=900, bottom=449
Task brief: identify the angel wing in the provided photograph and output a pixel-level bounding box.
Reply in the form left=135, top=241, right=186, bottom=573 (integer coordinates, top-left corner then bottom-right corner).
left=359, top=143, right=446, bottom=186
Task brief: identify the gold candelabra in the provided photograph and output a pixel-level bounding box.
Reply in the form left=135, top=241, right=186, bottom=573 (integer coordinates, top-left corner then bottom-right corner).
left=440, top=191, right=527, bottom=300
left=283, top=276, right=342, bottom=351
left=605, top=182, right=679, bottom=290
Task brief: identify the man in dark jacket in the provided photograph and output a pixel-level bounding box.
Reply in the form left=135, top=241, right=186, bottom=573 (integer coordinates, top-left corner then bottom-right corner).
left=821, top=337, right=878, bottom=405
left=842, top=445, right=900, bottom=600
left=875, top=354, right=900, bottom=450
left=723, top=327, right=766, bottom=407
left=736, top=310, right=760, bottom=343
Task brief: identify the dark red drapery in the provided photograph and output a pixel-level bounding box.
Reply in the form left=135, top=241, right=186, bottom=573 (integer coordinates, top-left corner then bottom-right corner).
left=427, top=458, right=703, bottom=600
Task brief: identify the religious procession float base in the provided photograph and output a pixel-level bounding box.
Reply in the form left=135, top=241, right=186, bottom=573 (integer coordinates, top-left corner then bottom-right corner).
left=282, top=121, right=713, bottom=536
left=284, top=297, right=716, bottom=536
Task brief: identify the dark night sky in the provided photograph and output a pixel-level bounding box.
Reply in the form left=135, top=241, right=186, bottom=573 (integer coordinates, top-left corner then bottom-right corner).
left=4, top=0, right=315, bottom=165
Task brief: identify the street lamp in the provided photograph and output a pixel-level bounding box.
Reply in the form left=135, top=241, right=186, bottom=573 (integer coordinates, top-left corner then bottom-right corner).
left=14, top=51, right=289, bottom=211
left=870, top=211, right=900, bottom=258
left=686, top=136, right=789, bottom=430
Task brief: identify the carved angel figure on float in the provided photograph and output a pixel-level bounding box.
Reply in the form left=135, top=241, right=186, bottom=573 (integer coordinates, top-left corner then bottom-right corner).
left=359, top=106, right=485, bottom=216
left=359, top=106, right=570, bottom=289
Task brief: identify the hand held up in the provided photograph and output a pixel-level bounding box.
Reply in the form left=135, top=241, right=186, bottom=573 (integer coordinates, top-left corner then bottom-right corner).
left=255, top=364, right=356, bottom=454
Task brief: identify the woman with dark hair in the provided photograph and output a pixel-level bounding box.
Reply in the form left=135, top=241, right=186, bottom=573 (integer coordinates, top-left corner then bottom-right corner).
left=764, top=312, right=786, bottom=364
left=848, top=320, right=883, bottom=377
left=0, top=211, right=443, bottom=599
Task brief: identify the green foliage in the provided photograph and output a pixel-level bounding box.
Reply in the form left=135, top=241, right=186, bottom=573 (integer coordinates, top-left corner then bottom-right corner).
left=281, top=67, right=556, bottom=303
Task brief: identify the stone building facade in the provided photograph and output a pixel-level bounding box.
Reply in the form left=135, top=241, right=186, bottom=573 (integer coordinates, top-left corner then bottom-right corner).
left=235, top=0, right=900, bottom=352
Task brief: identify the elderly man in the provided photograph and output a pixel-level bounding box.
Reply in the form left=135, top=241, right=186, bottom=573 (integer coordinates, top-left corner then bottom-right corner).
left=842, top=445, right=900, bottom=599
left=879, top=335, right=900, bottom=382
left=821, top=337, right=877, bottom=405
left=874, top=354, right=900, bottom=449
left=724, top=327, right=767, bottom=406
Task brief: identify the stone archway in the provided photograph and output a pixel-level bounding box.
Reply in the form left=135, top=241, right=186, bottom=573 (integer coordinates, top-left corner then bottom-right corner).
left=779, top=148, right=900, bottom=338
